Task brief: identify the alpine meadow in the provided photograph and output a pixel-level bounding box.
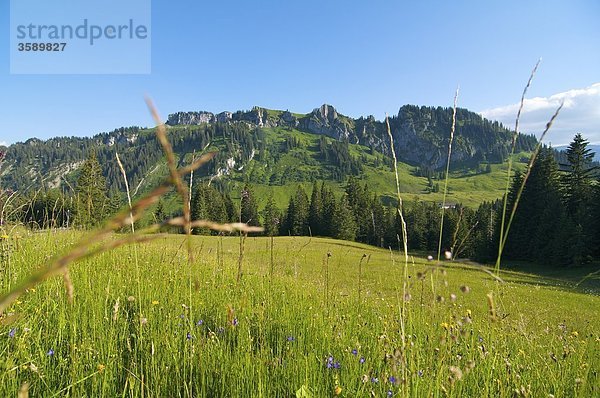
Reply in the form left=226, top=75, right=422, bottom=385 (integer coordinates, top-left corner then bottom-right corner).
left=1, top=1, right=600, bottom=397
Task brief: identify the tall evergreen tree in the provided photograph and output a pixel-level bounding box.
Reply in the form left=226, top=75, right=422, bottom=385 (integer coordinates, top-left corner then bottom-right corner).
left=332, top=195, right=357, bottom=241
left=560, top=134, right=596, bottom=264
left=240, top=183, right=260, bottom=227
left=308, top=181, right=323, bottom=236
left=75, top=152, right=109, bottom=227
left=262, top=192, right=280, bottom=236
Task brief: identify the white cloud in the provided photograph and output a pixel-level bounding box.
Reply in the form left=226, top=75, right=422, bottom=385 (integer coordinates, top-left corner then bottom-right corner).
left=480, top=83, right=600, bottom=146
left=0, top=141, right=7, bottom=147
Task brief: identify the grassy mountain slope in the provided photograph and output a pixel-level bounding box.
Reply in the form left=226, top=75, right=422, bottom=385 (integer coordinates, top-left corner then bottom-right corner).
left=0, top=105, right=532, bottom=212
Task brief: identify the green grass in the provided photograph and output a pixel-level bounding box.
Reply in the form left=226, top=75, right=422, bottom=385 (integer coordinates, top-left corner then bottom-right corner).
left=1, top=232, right=598, bottom=396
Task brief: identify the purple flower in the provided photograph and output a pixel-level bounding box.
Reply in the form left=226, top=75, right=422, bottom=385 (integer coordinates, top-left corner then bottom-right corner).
left=387, top=390, right=394, bottom=397
left=287, top=336, right=295, bottom=342
left=186, top=332, right=192, bottom=340
left=196, top=320, right=204, bottom=326
left=418, top=370, right=424, bottom=377
left=371, top=377, right=379, bottom=384
left=47, top=349, right=54, bottom=356
left=359, top=357, right=365, bottom=364
left=8, top=328, right=16, bottom=338
left=351, top=349, right=358, bottom=356
left=232, top=318, right=238, bottom=326
left=389, top=376, right=397, bottom=384
left=333, top=362, right=341, bottom=369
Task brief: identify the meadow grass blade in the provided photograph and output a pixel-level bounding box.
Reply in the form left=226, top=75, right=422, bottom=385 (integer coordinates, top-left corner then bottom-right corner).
left=437, top=87, right=459, bottom=262
left=497, top=102, right=564, bottom=261
left=496, top=60, right=540, bottom=274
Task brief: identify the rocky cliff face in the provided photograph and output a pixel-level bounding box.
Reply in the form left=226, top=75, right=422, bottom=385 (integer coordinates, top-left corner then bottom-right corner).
left=164, top=103, right=527, bottom=169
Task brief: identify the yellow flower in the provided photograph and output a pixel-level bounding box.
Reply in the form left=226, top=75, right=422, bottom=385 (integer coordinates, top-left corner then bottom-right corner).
left=152, top=300, right=159, bottom=305
left=441, top=322, right=449, bottom=330
left=571, top=331, right=579, bottom=337
left=334, top=386, right=342, bottom=395
left=97, top=364, right=106, bottom=373
left=0, top=235, right=9, bottom=240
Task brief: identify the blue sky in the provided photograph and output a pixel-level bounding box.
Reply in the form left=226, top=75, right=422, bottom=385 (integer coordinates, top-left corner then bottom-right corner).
left=1, top=0, right=599, bottom=146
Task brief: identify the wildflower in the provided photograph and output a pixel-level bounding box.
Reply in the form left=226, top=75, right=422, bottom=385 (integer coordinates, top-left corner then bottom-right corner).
left=287, top=336, right=295, bottom=342
left=232, top=318, right=238, bottom=326
left=333, top=362, right=341, bottom=369
left=441, top=322, right=449, bottom=330
left=351, top=349, right=358, bottom=356
left=334, top=385, right=342, bottom=395
left=450, top=293, right=457, bottom=302
left=152, top=300, right=159, bottom=305
left=387, top=390, right=394, bottom=397
left=8, top=328, right=16, bottom=338
left=140, top=317, right=148, bottom=325
left=359, top=357, right=365, bottom=364
left=449, top=366, right=463, bottom=381
left=186, top=332, right=193, bottom=340
left=97, top=364, right=105, bottom=373
left=444, top=250, right=452, bottom=260
left=371, top=377, right=379, bottom=383
left=427, top=255, right=433, bottom=261
left=389, top=376, right=397, bottom=384
left=571, top=331, right=579, bottom=337
left=418, top=370, right=424, bottom=377
left=196, top=320, right=204, bottom=326
left=179, top=314, right=185, bottom=319
left=47, top=349, right=54, bottom=356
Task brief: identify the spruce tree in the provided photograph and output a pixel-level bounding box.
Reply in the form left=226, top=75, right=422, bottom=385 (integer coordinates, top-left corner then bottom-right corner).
left=332, top=195, right=357, bottom=241
left=240, top=183, right=260, bottom=227
left=75, top=152, right=109, bottom=228
left=262, top=192, right=280, bottom=236
left=560, top=134, right=596, bottom=264
left=308, top=181, right=323, bottom=236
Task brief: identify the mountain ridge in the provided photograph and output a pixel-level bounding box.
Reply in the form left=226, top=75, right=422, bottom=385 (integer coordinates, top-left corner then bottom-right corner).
left=0, top=103, right=537, bottom=204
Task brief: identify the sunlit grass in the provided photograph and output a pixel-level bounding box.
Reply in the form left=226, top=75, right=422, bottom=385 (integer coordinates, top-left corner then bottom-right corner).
left=1, top=232, right=598, bottom=396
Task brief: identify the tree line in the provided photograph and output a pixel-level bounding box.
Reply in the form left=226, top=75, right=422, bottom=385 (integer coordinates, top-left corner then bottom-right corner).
left=2, top=134, right=597, bottom=268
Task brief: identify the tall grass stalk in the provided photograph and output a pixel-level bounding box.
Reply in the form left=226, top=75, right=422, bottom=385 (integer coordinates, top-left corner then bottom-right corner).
left=495, top=60, right=540, bottom=274
left=385, top=115, right=408, bottom=266
left=497, top=102, right=564, bottom=265
left=437, top=88, right=459, bottom=262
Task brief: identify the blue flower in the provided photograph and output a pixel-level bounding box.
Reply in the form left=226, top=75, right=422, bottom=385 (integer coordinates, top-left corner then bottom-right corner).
left=351, top=349, right=358, bottom=355
left=359, top=356, right=365, bottom=364
left=287, top=336, right=295, bottom=342
left=389, top=376, right=397, bottom=384
left=333, top=362, right=341, bottom=369
left=8, top=328, right=16, bottom=338
left=232, top=318, right=238, bottom=326
left=387, top=390, right=394, bottom=397
left=371, top=377, right=379, bottom=384
left=196, top=320, right=204, bottom=326
left=47, top=349, right=54, bottom=356
left=186, top=332, right=192, bottom=340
